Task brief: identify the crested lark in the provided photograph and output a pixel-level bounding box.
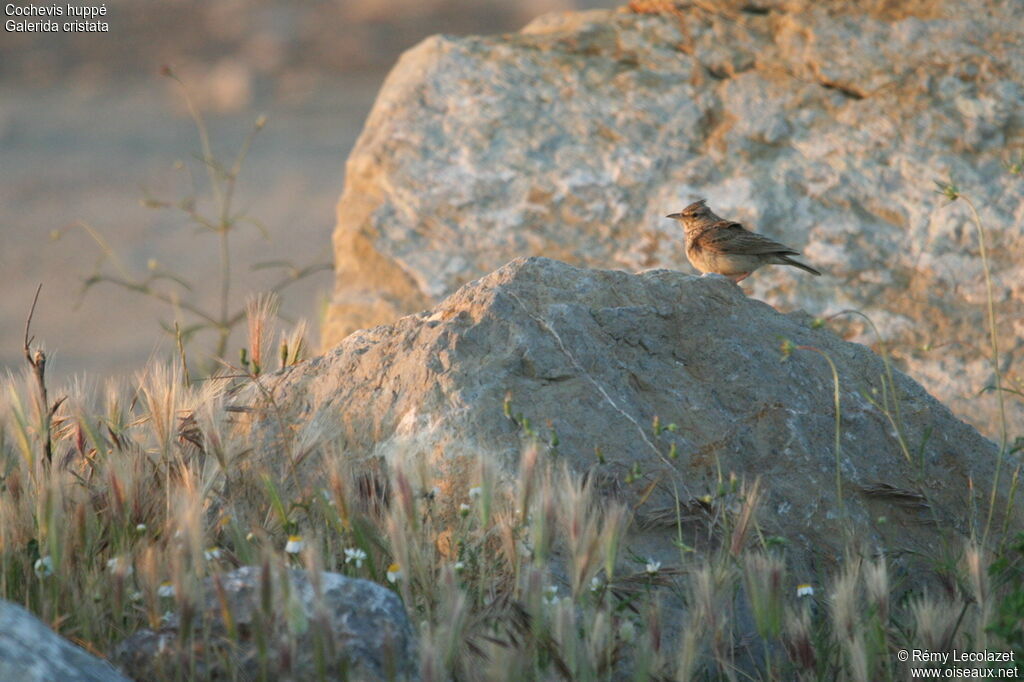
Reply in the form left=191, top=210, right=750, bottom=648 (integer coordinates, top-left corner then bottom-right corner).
left=666, top=199, right=821, bottom=283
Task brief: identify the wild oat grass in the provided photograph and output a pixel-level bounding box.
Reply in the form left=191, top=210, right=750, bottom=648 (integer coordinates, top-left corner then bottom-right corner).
left=6, top=338, right=1019, bottom=680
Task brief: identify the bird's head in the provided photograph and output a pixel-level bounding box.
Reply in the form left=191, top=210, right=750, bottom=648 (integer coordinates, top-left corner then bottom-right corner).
left=666, top=199, right=712, bottom=225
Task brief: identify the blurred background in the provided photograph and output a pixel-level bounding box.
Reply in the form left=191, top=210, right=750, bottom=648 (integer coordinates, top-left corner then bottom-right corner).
left=0, top=0, right=617, bottom=381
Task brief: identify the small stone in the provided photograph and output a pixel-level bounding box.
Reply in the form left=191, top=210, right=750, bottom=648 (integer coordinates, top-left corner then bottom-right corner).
left=111, top=566, right=416, bottom=682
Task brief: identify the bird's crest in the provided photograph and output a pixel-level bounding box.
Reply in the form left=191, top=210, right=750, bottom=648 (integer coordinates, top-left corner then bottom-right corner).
left=682, top=198, right=708, bottom=214
left=666, top=199, right=711, bottom=220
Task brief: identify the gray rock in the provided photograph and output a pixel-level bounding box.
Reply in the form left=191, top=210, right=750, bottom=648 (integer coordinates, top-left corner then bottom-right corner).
left=323, top=2, right=1024, bottom=439
left=249, top=257, right=1017, bottom=581
left=112, top=566, right=416, bottom=682
left=0, top=600, right=130, bottom=682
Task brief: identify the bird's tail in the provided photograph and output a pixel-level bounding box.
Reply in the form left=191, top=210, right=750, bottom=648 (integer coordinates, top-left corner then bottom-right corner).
left=779, top=255, right=822, bottom=276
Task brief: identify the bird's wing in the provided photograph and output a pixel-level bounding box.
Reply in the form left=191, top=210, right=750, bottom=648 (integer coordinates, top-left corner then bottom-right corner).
left=698, top=220, right=800, bottom=256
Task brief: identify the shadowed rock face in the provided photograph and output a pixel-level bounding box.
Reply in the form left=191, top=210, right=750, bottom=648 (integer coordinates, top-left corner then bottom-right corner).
left=324, top=2, right=1024, bottom=438
left=252, top=258, right=1014, bottom=577
left=0, top=600, right=130, bottom=682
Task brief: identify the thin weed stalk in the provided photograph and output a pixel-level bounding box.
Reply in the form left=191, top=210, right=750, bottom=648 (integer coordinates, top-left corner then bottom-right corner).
left=53, top=72, right=328, bottom=377
left=783, top=340, right=845, bottom=517
left=962, top=195, right=1010, bottom=546
left=933, top=181, right=1010, bottom=544
left=829, top=309, right=913, bottom=465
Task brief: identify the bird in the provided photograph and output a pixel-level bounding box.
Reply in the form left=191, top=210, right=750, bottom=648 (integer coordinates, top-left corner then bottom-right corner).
left=666, top=199, right=821, bottom=283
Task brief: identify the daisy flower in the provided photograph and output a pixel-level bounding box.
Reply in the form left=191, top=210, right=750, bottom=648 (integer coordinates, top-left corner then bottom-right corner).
left=344, top=547, right=367, bottom=568
left=33, top=556, right=54, bottom=578
left=285, top=535, right=304, bottom=554
left=107, top=557, right=133, bottom=576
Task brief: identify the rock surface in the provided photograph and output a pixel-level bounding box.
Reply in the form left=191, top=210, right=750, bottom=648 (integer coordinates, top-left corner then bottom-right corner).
left=255, top=258, right=1015, bottom=578
left=323, top=1, right=1024, bottom=439
left=0, top=600, right=130, bottom=682
left=112, top=566, right=417, bottom=682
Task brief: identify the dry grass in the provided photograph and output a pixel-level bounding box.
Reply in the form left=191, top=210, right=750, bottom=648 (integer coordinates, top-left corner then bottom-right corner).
left=1, top=343, right=1020, bottom=680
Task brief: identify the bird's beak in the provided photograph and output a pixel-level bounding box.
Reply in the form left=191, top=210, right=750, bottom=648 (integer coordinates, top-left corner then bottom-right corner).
left=666, top=213, right=682, bottom=219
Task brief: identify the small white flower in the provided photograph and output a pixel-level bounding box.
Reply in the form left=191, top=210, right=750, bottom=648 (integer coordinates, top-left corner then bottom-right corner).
left=618, top=620, right=636, bottom=643
left=590, top=576, right=603, bottom=592
left=157, top=581, right=175, bottom=598
left=33, top=556, right=54, bottom=578
left=542, top=585, right=559, bottom=606
left=204, top=547, right=222, bottom=561
left=106, top=557, right=133, bottom=576
left=645, top=560, right=661, bottom=575
left=285, top=535, right=304, bottom=554
left=468, top=486, right=482, bottom=499
left=344, top=547, right=367, bottom=568
left=454, top=561, right=465, bottom=573
left=135, top=523, right=147, bottom=533
left=797, top=584, right=814, bottom=598
left=386, top=563, right=402, bottom=583
left=459, top=503, right=471, bottom=517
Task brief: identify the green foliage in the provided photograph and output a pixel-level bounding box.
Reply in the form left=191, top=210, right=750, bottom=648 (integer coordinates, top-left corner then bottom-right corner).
left=988, top=533, right=1024, bottom=660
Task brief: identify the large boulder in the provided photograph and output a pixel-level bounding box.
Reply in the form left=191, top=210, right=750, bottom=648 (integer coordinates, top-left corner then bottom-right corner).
left=252, top=258, right=1015, bottom=578
left=112, top=566, right=417, bottom=682
left=323, top=1, right=1024, bottom=439
left=0, top=600, right=130, bottom=682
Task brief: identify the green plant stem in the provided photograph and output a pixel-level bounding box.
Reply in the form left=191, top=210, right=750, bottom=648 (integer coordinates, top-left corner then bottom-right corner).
left=171, top=73, right=224, bottom=210
left=830, top=310, right=912, bottom=465
left=799, top=346, right=844, bottom=516
left=90, top=274, right=220, bottom=327
left=217, top=226, right=231, bottom=361
left=963, top=196, right=1009, bottom=545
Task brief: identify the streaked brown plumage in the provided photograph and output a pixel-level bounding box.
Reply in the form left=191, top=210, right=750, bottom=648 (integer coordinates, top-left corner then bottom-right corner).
left=666, top=199, right=821, bottom=282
